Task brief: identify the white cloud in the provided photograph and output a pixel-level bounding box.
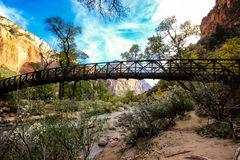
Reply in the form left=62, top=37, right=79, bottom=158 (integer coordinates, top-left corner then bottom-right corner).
left=71, top=0, right=162, bottom=63
left=0, top=1, right=28, bottom=28
left=151, top=0, right=215, bottom=25
left=72, top=0, right=215, bottom=64
left=72, top=0, right=140, bottom=63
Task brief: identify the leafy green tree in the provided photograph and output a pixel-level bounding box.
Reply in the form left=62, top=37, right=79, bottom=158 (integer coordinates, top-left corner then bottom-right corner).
left=92, top=80, right=111, bottom=101
left=144, top=35, right=169, bottom=60
left=45, top=16, right=81, bottom=67
left=14, top=84, right=56, bottom=100
left=209, top=37, right=240, bottom=59
left=156, top=16, right=199, bottom=58
left=122, top=90, right=135, bottom=103
left=183, top=44, right=207, bottom=59
left=45, top=16, right=85, bottom=99
left=121, top=44, right=143, bottom=61
left=64, top=80, right=110, bottom=101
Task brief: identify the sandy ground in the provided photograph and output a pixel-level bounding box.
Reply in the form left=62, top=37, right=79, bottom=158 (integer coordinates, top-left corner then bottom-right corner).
left=96, top=112, right=239, bottom=160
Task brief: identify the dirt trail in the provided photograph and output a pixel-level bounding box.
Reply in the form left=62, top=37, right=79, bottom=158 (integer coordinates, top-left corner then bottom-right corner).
left=96, top=112, right=239, bottom=160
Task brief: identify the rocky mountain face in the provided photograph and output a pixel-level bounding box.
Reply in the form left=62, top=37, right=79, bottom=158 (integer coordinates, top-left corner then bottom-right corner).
left=0, top=16, right=52, bottom=73
left=108, top=79, right=152, bottom=96
left=200, top=0, right=240, bottom=38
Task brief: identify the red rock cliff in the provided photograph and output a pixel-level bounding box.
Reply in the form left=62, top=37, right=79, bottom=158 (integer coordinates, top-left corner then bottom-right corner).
left=200, top=0, right=240, bottom=38
left=0, top=16, right=54, bottom=73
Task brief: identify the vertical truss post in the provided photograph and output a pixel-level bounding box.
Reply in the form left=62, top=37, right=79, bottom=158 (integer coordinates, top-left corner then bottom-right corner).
left=25, top=73, right=28, bottom=82
left=213, top=59, right=216, bottom=73
left=19, top=75, right=22, bottom=85
left=189, top=59, right=193, bottom=75
left=105, top=63, right=109, bottom=79
left=106, top=62, right=109, bottom=74
left=55, top=68, right=58, bottom=79
left=120, top=62, right=123, bottom=75
left=237, top=59, right=240, bottom=77
left=13, top=76, right=16, bottom=85
left=151, top=61, right=153, bottom=74
left=212, top=59, right=216, bottom=79
left=46, top=69, right=50, bottom=79
left=94, top=64, right=97, bottom=77
left=169, top=60, right=172, bottom=74
left=72, top=66, right=76, bottom=78
left=3, top=79, right=6, bottom=88
left=135, top=61, right=137, bottom=75
left=83, top=64, right=86, bottom=77
left=32, top=72, right=35, bottom=81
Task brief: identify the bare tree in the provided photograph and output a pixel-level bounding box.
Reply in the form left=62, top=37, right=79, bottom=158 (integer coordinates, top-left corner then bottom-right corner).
left=39, top=50, right=58, bottom=69
left=78, top=0, right=129, bottom=19
left=45, top=16, right=82, bottom=99
left=156, top=16, right=199, bottom=58
left=45, top=16, right=81, bottom=67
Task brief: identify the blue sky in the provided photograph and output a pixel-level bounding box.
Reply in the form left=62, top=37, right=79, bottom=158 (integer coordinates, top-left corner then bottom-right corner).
left=0, top=0, right=215, bottom=63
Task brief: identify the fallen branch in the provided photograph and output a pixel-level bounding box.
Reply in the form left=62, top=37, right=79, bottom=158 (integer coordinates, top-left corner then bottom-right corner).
left=233, top=147, right=240, bottom=160
left=165, top=150, right=191, bottom=158
left=153, top=149, right=162, bottom=154
left=185, top=155, right=211, bottom=160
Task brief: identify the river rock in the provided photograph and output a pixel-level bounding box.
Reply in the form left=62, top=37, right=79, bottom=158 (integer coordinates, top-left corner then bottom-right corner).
left=98, top=137, right=108, bottom=147
left=86, top=120, right=95, bottom=128
left=109, top=139, right=119, bottom=147
left=107, top=119, right=118, bottom=130
left=118, top=107, right=125, bottom=112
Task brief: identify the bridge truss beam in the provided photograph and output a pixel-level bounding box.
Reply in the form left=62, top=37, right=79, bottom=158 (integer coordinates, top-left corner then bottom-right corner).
left=0, top=59, right=240, bottom=94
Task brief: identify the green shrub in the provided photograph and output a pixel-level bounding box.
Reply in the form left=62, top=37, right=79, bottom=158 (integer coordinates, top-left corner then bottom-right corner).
left=52, top=100, right=80, bottom=112
left=28, top=100, right=46, bottom=115
left=0, top=115, right=103, bottom=160
left=13, top=84, right=56, bottom=100
left=0, top=66, right=17, bottom=78
left=119, top=103, right=175, bottom=146
left=157, top=86, right=194, bottom=117
left=108, top=96, right=122, bottom=103
left=192, top=81, right=232, bottom=121
left=195, top=122, right=240, bottom=139
left=51, top=100, right=119, bottom=115
left=119, top=86, right=194, bottom=146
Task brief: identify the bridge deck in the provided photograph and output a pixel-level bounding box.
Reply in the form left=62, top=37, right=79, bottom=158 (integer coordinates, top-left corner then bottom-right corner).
left=0, top=59, right=240, bottom=94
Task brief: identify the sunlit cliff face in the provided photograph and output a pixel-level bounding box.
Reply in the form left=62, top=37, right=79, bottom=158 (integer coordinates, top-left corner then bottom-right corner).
left=200, top=0, right=240, bottom=38
left=0, top=16, right=53, bottom=73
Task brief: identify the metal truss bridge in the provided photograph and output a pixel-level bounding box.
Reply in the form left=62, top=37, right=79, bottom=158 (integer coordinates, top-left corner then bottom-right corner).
left=1, top=59, right=240, bottom=94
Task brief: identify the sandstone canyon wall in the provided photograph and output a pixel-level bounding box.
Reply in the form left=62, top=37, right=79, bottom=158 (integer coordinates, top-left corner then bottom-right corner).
left=200, top=0, right=240, bottom=38
left=0, top=16, right=52, bottom=73
left=108, top=79, right=152, bottom=96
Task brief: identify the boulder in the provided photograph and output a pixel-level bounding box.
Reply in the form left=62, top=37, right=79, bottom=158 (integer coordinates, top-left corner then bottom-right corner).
left=107, top=119, right=118, bottom=130
left=98, top=137, right=108, bottom=147
left=109, top=139, right=119, bottom=147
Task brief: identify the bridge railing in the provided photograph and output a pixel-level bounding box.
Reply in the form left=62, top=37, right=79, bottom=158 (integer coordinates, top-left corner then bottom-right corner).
left=0, top=59, right=240, bottom=94
left=80, top=59, right=240, bottom=78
